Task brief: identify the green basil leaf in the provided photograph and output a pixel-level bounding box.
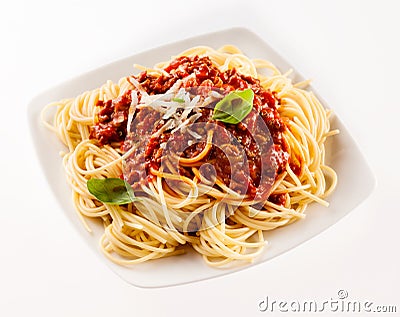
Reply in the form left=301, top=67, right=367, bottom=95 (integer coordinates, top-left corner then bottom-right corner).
left=87, top=178, right=139, bottom=205
left=172, top=97, right=185, bottom=103
left=212, top=88, right=254, bottom=124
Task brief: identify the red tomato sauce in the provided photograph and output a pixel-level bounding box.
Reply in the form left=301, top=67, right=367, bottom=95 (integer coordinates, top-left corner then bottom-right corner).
left=90, top=55, right=299, bottom=203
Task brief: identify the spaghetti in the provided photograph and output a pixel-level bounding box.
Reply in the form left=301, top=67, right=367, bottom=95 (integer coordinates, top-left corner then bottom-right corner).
left=41, top=45, right=338, bottom=267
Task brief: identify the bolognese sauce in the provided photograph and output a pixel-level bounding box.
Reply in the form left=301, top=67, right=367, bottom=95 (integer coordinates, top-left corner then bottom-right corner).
left=90, top=55, right=294, bottom=203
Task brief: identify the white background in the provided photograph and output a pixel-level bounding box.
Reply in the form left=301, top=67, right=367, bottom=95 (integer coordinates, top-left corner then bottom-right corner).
left=1, top=0, right=400, bottom=316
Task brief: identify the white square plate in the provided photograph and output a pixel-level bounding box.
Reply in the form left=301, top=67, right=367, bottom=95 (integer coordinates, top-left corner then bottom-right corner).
left=28, top=27, right=375, bottom=288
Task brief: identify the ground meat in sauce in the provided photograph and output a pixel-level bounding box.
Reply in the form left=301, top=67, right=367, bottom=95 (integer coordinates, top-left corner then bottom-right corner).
left=269, top=193, right=287, bottom=206
left=90, top=55, right=295, bottom=204
left=89, top=91, right=132, bottom=145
